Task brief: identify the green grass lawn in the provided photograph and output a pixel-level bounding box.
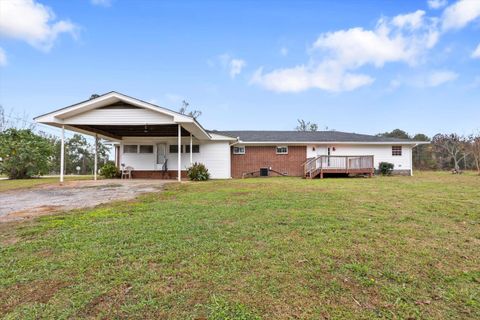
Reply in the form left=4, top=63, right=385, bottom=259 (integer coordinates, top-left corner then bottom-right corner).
left=0, top=175, right=95, bottom=192
left=0, top=172, right=479, bottom=319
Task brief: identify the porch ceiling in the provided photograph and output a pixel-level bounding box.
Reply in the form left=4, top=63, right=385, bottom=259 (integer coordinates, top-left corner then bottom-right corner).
left=73, top=124, right=191, bottom=140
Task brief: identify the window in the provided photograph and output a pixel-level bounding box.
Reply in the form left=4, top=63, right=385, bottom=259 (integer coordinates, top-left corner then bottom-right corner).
left=169, top=145, right=183, bottom=153
left=139, top=145, right=154, bottom=153
left=392, top=146, right=402, bottom=156
left=233, top=146, right=245, bottom=154
left=276, top=146, right=288, bottom=154
left=185, top=145, right=200, bottom=153
left=124, top=145, right=137, bottom=153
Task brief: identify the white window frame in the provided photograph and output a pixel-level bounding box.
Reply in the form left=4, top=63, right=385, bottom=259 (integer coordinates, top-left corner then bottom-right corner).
left=276, top=146, right=288, bottom=155
left=185, top=144, right=200, bottom=153
left=139, top=145, right=154, bottom=154
left=233, top=146, right=245, bottom=155
left=169, top=144, right=183, bottom=154
left=392, top=145, right=402, bottom=156
left=123, top=145, right=138, bottom=154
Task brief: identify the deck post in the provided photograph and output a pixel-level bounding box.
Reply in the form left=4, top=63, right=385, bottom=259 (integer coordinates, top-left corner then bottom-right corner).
left=60, top=125, right=65, bottom=183
left=371, top=156, right=375, bottom=177
left=410, top=149, right=414, bottom=176
left=94, top=134, right=98, bottom=181
left=177, top=124, right=181, bottom=181
left=190, top=133, right=193, bottom=165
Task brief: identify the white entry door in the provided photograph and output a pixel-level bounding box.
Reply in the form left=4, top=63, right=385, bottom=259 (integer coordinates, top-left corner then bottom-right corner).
left=156, top=143, right=167, bottom=170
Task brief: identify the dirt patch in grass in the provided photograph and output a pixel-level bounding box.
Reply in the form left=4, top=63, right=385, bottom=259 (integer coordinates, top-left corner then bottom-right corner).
left=79, top=283, right=133, bottom=318
left=230, top=191, right=252, bottom=196
left=0, top=280, right=68, bottom=315
left=1, top=235, right=20, bottom=246
left=0, top=220, right=25, bottom=246
left=2, top=205, right=64, bottom=223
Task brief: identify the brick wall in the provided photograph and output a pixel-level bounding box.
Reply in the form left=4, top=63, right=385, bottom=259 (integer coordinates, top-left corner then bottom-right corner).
left=231, top=146, right=306, bottom=178
left=131, top=170, right=187, bottom=179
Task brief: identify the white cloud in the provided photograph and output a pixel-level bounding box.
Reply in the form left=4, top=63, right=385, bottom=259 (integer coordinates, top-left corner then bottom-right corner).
left=423, top=70, right=458, bottom=87
left=0, top=47, right=7, bottom=66
left=0, top=0, right=77, bottom=52
left=472, top=44, right=480, bottom=59
left=428, top=0, right=448, bottom=9
left=390, top=70, right=458, bottom=89
left=252, top=10, right=439, bottom=93
left=218, top=54, right=246, bottom=78
left=314, top=12, right=440, bottom=66
left=91, top=0, right=112, bottom=6
left=392, top=10, right=426, bottom=29
left=280, top=47, right=288, bottom=56
left=229, top=59, right=246, bottom=78
left=442, top=0, right=480, bottom=30
left=251, top=62, right=374, bottom=93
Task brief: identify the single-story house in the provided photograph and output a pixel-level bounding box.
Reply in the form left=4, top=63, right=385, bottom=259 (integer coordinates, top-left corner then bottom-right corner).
left=35, top=91, right=425, bottom=181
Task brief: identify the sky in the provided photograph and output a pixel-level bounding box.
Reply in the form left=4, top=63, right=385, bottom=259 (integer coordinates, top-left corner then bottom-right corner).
left=0, top=0, right=480, bottom=138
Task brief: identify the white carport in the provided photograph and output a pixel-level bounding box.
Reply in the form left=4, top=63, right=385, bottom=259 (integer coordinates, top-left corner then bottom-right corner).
left=34, top=92, right=234, bottom=181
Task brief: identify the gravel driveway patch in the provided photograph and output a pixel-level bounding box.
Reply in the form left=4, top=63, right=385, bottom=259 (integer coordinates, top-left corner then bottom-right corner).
left=0, top=179, right=172, bottom=223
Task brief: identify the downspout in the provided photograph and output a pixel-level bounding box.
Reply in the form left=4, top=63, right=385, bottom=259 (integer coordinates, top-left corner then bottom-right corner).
left=177, top=124, right=182, bottom=182
left=60, top=125, right=65, bottom=183
left=411, top=143, right=418, bottom=176
left=228, top=137, right=241, bottom=179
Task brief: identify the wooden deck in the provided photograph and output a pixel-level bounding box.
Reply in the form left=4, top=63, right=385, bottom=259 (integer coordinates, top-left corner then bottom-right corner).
left=303, top=155, right=374, bottom=179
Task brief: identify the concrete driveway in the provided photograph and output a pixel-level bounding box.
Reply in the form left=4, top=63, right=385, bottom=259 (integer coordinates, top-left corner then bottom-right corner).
left=0, top=179, right=172, bottom=223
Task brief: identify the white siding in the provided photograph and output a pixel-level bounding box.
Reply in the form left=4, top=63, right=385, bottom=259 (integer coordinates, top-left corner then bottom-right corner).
left=306, top=144, right=413, bottom=171
left=119, top=138, right=231, bottom=179
left=306, top=146, right=316, bottom=158
left=64, top=108, right=174, bottom=125
left=120, top=146, right=155, bottom=171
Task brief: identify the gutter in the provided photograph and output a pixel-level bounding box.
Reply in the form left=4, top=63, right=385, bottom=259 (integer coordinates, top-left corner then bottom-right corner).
left=229, top=137, right=241, bottom=146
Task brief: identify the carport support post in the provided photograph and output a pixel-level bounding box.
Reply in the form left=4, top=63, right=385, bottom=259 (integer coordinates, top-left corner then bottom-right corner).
left=94, top=134, right=98, bottom=181
left=178, top=124, right=181, bottom=181
left=60, top=125, right=65, bottom=183
left=190, top=133, right=193, bottom=165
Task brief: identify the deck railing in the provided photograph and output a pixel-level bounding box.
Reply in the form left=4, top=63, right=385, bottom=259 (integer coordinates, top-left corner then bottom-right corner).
left=303, top=155, right=374, bottom=178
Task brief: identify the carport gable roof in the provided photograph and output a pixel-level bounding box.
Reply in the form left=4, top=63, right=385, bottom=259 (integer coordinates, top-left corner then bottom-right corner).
left=34, top=91, right=214, bottom=141
left=34, top=91, right=195, bottom=123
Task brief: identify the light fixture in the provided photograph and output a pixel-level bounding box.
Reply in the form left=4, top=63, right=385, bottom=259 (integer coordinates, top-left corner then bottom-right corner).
left=144, top=124, right=148, bottom=133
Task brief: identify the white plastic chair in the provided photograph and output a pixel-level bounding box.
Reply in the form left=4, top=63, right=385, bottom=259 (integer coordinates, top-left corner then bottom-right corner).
left=121, top=166, right=134, bottom=179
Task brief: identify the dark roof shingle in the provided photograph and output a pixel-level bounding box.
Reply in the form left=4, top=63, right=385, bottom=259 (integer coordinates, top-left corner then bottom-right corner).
left=210, top=130, right=415, bottom=143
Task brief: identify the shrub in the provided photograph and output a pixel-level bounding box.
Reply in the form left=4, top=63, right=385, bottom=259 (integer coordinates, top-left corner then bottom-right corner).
left=379, top=162, right=394, bottom=175
left=99, top=161, right=119, bottom=178
left=187, top=162, right=210, bottom=181
left=0, top=128, right=53, bottom=179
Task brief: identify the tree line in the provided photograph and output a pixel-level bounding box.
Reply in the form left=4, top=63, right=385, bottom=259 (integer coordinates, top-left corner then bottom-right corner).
left=296, top=120, right=480, bottom=174
left=0, top=107, right=110, bottom=179
left=376, top=129, right=480, bottom=173
left=0, top=128, right=110, bottom=179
